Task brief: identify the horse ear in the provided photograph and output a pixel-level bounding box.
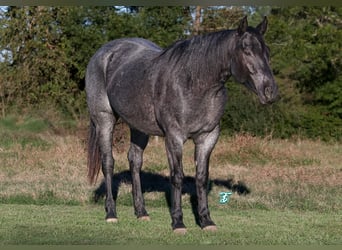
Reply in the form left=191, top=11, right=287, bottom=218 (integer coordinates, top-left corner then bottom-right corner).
left=256, top=16, right=268, bottom=35
left=237, top=16, right=248, bottom=35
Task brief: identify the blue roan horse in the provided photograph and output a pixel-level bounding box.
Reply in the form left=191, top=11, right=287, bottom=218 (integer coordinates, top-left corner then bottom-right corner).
left=86, top=16, right=278, bottom=233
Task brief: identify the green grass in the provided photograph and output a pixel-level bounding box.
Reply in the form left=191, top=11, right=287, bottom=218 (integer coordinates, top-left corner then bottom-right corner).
left=0, top=115, right=49, bottom=133
left=0, top=115, right=50, bottom=150
left=0, top=204, right=341, bottom=245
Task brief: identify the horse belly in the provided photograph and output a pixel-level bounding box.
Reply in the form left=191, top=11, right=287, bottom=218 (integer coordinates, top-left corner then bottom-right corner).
left=107, top=80, right=163, bottom=136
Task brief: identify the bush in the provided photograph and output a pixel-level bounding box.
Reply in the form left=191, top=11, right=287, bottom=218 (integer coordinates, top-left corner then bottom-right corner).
left=221, top=81, right=342, bottom=141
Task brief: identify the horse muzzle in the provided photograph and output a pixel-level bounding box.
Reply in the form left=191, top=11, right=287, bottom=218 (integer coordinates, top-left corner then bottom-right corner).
left=243, top=78, right=280, bottom=105
left=260, top=83, right=279, bottom=104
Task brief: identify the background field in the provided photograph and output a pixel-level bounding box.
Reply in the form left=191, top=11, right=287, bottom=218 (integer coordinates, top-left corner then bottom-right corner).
left=0, top=116, right=341, bottom=244
left=0, top=6, right=341, bottom=246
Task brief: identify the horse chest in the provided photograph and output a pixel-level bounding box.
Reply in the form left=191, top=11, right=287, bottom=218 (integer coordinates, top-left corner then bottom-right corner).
left=155, top=84, right=227, bottom=136
left=189, top=87, right=227, bottom=132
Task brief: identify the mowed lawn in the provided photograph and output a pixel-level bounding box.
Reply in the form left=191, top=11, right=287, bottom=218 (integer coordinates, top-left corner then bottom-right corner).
left=0, top=117, right=341, bottom=244
left=0, top=204, right=341, bottom=245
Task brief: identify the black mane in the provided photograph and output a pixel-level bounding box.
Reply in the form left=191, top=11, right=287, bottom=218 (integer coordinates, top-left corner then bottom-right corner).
left=154, top=30, right=237, bottom=86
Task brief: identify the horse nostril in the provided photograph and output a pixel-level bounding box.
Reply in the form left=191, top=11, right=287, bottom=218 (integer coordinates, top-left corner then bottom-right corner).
left=265, top=86, right=272, bottom=99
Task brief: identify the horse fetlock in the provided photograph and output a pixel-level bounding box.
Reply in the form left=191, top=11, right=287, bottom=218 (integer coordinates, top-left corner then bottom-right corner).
left=172, top=220, right=186, bottom=231
left=105, top=203, right=117, bottom=222
left=199, top=215, right=216, bottom=229
left=172, top=220, right=187, bottom=234
left=135, top=208, right=149, bottom=218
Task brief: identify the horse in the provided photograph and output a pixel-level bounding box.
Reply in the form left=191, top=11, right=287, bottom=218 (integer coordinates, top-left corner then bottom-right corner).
left=85, top=16, right=279, bottom=233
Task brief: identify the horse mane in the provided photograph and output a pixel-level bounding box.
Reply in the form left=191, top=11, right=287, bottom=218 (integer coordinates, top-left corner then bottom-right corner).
left=153, top=29, right=237, bottom=86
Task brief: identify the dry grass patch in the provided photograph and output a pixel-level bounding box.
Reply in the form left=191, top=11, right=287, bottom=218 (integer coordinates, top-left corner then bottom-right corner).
left=0, top=129, right=341, bottom=212
left=208, top=134, right=342, bottom=211
left=0, top=134, right=91, bottom=204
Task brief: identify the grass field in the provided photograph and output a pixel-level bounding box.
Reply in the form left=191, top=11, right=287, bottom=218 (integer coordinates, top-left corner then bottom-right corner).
left=1, top=204, right=341, bottom=244
left=0, top=115, right=341, bottom=245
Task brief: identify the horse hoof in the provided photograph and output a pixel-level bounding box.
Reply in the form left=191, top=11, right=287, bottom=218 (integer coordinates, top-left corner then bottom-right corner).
left=106, top=218, right=118, bottom=223
left=138, top=216, right=151, bottom=221
left=203, top=225, right=217, bottom=232
left=173, top=228, right=187, bottom=235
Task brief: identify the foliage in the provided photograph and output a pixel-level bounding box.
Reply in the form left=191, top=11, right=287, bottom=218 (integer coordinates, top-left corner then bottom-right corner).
left=222, top=80, right=342, bottom=141
left=266, top=6, right=342, bottom=119
left=0, top=7, right=83, bottom=118
left=0, top=7, right=190, bottom=118
left=0, top=6, right=341, bottom=141
left=133, top=6, right=191, bottom=47
left=200, top=6, right=245, bottom=33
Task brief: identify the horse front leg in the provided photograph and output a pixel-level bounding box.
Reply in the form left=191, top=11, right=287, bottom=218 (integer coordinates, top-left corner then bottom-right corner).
left=128, top=128, right=150, bottom=220
left=193, top=125, right=220, bottom=231
left=165, top=134, right=186, bottom=233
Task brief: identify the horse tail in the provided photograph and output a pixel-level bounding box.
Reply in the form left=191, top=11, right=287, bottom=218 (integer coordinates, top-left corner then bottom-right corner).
left=87, top=119, right=101, bottom=185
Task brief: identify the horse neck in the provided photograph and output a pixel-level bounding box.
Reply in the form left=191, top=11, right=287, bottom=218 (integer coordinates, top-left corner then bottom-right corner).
left=154, top=30, right=237, bottom=90
left=186, top=31, right=236, bottom=87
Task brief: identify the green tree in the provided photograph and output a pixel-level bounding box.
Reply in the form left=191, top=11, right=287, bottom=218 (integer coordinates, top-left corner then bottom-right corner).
left=0, top=7, right=192, bottom=118
left=133, top=6, right=191, bottom=47
left=1, top=6, right=340, bottom=140
left=201, top=6, right=244, bottom=33
left=0, top=7, right=72, bottom=116
left=267, top=6, right=342, bottom=118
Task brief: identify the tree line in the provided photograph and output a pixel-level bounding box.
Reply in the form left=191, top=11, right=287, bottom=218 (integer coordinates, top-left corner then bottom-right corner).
left=0, top=6, right=341, bottom=141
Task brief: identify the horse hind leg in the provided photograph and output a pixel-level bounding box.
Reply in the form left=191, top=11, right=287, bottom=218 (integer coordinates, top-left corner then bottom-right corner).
left=96, top=111, right=118, bottom=222
left=128, top=128, right=150, bottom=220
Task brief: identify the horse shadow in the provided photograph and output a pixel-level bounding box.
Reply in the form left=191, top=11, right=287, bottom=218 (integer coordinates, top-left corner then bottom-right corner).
left=93, top=170, right=250, bottom=226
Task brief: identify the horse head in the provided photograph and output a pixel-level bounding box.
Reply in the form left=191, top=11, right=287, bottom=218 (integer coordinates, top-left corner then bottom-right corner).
left=231, top=16, right=279, bottom=104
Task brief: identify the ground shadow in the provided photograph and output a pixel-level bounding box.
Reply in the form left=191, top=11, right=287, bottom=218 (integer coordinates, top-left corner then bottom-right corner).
left=93, top=170, right=250, bottom=226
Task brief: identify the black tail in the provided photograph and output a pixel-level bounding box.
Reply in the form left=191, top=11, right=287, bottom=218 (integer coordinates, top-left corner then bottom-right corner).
left=87, top=119, right=101, bottom=185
